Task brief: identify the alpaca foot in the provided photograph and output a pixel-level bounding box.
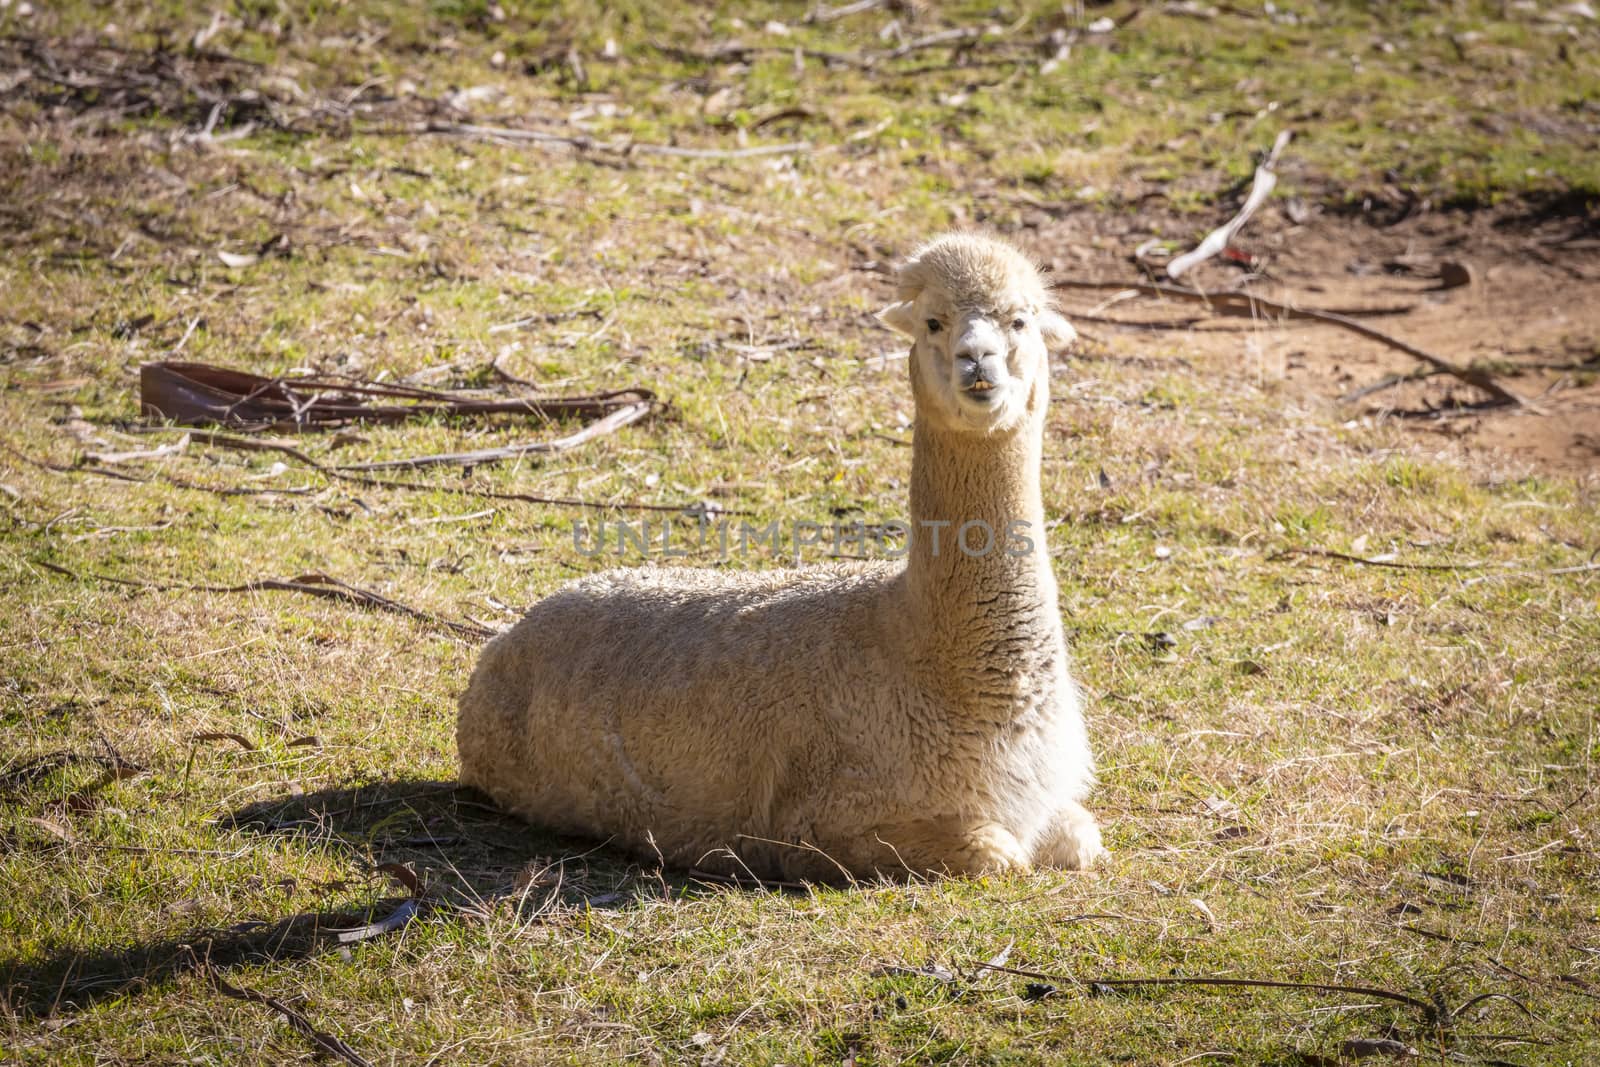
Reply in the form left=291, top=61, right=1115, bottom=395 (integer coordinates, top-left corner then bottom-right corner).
left=901, top=821, right=1031, bottom=876
left=951, top=822, right=1033, bottom=875
left=850, top=818, right=1032, bottom=878
left=1034, top=801, right=1105, bottom=870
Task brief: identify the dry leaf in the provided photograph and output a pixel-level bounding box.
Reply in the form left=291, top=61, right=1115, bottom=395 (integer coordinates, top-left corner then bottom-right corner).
left=376, top=861, right=421, bottom=896
left=26, top=815, right=74, bottom=842
left=192, top=731, right=256, bottom=751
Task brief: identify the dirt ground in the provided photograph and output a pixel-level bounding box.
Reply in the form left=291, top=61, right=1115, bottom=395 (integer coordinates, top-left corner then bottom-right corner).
left=3, top=29, right=1593, bottom=479
left=1029, top=200, right=1600, bottom=479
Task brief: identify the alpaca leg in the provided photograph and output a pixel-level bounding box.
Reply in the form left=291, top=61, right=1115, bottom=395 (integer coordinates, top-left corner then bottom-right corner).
left=1032, top=800, right=1105, bottom=870
left=853, top=818, right=1033, bottom=878
left=946, top=822, right=1033, bottom=875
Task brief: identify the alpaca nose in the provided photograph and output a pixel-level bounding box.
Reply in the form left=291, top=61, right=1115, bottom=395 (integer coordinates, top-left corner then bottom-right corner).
left=955, top=345, right=1003, bottom=390
left=955, top=343, right=1000, bottom=367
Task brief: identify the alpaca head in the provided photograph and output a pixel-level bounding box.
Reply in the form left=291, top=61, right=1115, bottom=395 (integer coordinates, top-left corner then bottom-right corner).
left=877, top=233, right=1076, bottom=435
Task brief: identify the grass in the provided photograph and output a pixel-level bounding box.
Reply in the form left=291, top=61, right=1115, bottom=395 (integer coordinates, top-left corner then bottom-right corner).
left=3, top=1, right=1599, bottom=1063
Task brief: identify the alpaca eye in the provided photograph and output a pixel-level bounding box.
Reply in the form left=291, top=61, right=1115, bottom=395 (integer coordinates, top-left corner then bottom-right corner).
left=925, top=319, right=942, bottom=334
left=1011, top=317, right=1027, bottom=330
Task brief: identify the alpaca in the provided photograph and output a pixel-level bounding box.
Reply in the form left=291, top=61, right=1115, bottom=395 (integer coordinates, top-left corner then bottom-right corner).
left=457, top=233, right=1103, bottom=882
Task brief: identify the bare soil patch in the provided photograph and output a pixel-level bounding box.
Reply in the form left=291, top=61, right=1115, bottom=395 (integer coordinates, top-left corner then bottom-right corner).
left=1031, top=201, right=1600, bottom=478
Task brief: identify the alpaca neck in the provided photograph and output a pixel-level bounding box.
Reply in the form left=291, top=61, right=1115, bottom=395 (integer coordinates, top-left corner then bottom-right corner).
left=900, top=395, right=1064, bottom=705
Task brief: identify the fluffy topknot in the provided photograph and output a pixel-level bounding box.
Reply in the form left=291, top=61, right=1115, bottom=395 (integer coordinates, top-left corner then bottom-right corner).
left=895, top=233, right=1052, bottom=310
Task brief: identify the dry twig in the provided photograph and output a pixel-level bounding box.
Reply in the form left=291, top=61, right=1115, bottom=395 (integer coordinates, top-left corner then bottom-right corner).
left=35, top=561, right=495, bottom=641
left=1051, top=279, right=1525, bottom=406
left=1167, top=130, right=1291, bottom=279
left=336, top=397, right=654, bottom=471
left=206, top=965, right=375, bottom=1067
left=974, top=962, right=1448, bottom=1026
left=424, top=121, right=809, bottom=159
left=12, top=437, right=726, bottom=514
left=1274, top=547, right=1485, bottom=572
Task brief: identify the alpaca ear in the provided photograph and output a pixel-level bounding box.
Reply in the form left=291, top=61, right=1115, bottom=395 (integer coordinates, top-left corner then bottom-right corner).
left=1037, top=309, right=1077, bottom=351
left=876, top=300, right=920, bottom=337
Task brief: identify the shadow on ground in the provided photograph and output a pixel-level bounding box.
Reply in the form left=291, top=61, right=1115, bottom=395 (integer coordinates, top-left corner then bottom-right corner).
left=0, top=779, right=684, bottom=1020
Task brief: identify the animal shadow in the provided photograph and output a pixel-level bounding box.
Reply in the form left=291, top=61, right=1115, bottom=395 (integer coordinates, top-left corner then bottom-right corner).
left=1, top=779, right=717, bottom=1022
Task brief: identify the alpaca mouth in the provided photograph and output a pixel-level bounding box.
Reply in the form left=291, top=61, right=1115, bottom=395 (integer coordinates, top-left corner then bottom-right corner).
left=962, top=381, right=1000, bottom=404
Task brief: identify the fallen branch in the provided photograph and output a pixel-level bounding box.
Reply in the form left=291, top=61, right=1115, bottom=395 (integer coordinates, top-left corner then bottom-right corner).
left=35, top=561, right=495, bottom=641
left=1066, top=310, right=1210, bottom=331
left=193, top=573, right=496, bottom=641
left=686, top=867, right=813, bottom=892
left=360, top=475, right=739, bottom=515
left=631, top=140, right=813, bottom=160
left=1050, top=278, right=1525, bottom=406
left=1053, top=280, right=1415, bottom=319
left=121, top=427, right=330, bottom=468
left=424, top=121, right=809, bottom=160
left=1273, top=547, right=1485, bottom=572
left=1167, top=130, right=1291, bottom=279
left=337, top=398, right=655, bottom=471
left=141, top=361, right=654, bottom=431
left=208, top=967, right=375, bottom=1067
left=1457, top=560, right=1600, bottom=588
left=12, top=438, right=734, bottom=514
left=1339, top=366, right=1445, bottom=403
left=974, top=962, right=1446, bottom=1026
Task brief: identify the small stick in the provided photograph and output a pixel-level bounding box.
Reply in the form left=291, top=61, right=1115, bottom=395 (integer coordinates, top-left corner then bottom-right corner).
left=347, top=473, right=735, bottom=514
left=1067, top=312, right=1209, bottom=331
left=1273, top=547, right=1485, bottom=572
left=425, top=121, right=809, bottom=160
left=35, top=561, right=495, bottom=641
left=686, top=867, right=812, bottom=892
left=128, top=427, right=329, bottom=469
left=207, top=965, right=375, bottom=1067
left=1167, top=130, right=1291, bottom=279
left=66, top=434, right=731, bottom=513
left=336, top=399, right=653, bottom=471
left=84, top=434, right=190, bottom=465
left=1339, top=366, right=1445, bottom=403
left=973, top=962, right=1443, bottom=1023
left=808, top=0, right=886, bottom=23
left=1052, top=280, right=1416, bottom=319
